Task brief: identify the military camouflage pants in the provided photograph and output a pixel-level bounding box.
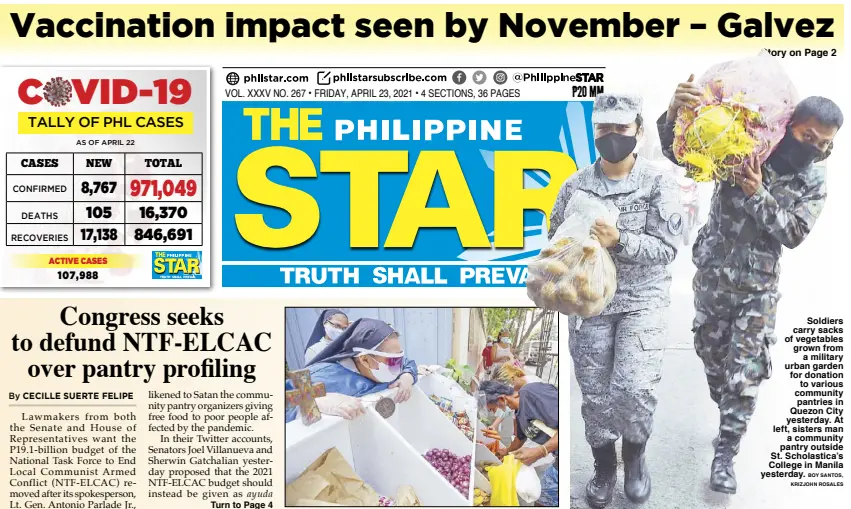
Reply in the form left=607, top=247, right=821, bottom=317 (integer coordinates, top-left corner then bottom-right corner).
left=693, top=269, right=778, bottom=453
left=569, top=309, right=667, bottom=448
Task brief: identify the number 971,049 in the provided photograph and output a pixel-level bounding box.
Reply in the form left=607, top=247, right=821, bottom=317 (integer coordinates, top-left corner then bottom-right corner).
left=129, top=179, right=198, bottom=199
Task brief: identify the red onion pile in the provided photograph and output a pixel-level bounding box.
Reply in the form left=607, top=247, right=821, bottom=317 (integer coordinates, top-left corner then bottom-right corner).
left=423, top=448, right=472, bottom=495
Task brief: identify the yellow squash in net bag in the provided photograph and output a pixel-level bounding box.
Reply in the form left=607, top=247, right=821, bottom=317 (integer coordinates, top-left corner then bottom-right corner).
left=673, top=51, right=798, bottom=183
left=676, top=99, right=759, bottom=182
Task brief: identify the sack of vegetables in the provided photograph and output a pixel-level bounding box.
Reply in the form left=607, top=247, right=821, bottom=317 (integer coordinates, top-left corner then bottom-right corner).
left=527, top=191, right=618, bottom=318
left=673, top=51, right=798, bottom=183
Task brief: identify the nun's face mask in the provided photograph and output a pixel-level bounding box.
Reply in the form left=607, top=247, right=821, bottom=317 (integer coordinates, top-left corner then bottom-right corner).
left=324, top=315, right=348, bottom=341
left=354, top=348, right=405, bottom=383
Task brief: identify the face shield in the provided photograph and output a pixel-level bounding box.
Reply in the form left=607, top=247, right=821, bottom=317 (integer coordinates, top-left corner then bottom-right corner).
left=475, top=391, right=491, bottom=417
left=353, top=347, right=406, bottom=369
left=353, top=346, right=406, bottom=383
left=476, top=390, right=505, bottom=416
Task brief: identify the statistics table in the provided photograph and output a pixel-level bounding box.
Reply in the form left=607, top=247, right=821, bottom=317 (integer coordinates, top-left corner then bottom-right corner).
left=6, top=152, right=203, bottom=247
left=2, top=66, right=210, bottom=287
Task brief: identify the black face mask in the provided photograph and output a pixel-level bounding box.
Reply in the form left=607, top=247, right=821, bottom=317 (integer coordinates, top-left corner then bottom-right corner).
left=595, top=133, right=637, bottom=163
left=769, top=128, right=825, bottom=174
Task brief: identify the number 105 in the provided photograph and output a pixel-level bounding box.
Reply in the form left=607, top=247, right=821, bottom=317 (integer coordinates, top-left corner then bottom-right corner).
left=85, top=206, right=113, bottom=219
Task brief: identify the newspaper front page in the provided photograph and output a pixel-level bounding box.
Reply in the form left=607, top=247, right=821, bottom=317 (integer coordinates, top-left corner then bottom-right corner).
left=0, top=2, right=848, bottom=508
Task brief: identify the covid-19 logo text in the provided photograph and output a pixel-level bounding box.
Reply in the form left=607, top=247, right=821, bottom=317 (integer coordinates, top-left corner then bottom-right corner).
left=18, top=77, right=193, bottom=107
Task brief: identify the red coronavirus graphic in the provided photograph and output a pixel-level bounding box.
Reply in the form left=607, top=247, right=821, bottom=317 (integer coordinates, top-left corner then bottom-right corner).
left=43, top=77, right=73, bottom=107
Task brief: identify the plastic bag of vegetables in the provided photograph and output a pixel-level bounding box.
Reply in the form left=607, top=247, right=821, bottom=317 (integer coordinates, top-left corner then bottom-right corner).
left=486, top=455, right=522, bottom=506
left=515, top=463, right=542, bottom=504
left=673, top=50, right=798, bottom=183
left=527, top=191, right=619, bottom=318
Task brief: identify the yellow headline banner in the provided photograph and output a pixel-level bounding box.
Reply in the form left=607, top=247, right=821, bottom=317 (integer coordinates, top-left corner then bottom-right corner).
left=14, top=254, right=137, bottom=269
left=17, top=112, right=194, bottom=134
left=0, top=4, right=843, bottom=53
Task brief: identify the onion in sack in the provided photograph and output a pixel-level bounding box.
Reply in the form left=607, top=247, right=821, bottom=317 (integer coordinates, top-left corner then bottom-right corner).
left=541, top=259, right=570, bottom=277
left=539, top=281, right=559, bottom=309
left=578, top=282, right=602, bottom=303
left=528, top=191, right=620, bottom=318
left=540, top=238, right=571, bottom=258
left=556, top=279, right=579, bottom=307
left=581, top=240, right=599, bottom=260
left=526, top=272, right=545, bottom=294
left=574, top=268, right=602, bottom=302
left=528, top=239, right=617, bottom=317
left=580, top=299, right=606, bottom=318
left=560, top=246, right=583, bottom=268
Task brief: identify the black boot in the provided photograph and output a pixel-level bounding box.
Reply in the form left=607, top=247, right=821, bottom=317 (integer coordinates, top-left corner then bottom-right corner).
left=586, top=443, right=617, bottom=509
left=709, top=433, right=738, bottom=494
left=622, top=441, right=651, bottom=503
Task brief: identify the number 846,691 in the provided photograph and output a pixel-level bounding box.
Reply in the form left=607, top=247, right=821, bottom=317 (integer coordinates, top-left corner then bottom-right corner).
left=77, top=227, right=194, bottom=242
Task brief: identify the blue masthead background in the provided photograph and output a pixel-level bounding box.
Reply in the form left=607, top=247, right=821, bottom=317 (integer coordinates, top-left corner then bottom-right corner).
left=221, top=101, right=595, bottom=265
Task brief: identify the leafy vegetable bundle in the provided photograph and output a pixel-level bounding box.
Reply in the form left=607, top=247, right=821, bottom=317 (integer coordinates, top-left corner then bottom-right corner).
left=443, top=359, right=473, bottom=392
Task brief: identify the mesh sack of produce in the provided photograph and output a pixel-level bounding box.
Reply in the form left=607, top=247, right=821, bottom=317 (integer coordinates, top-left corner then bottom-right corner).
left=673, top=50, right=798, bottom=183
left=527, top=191, right=619, bottom=318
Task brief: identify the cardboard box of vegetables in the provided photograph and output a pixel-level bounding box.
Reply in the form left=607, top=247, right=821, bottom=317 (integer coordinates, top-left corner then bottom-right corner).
left=527, top=191, right=619, bottom=318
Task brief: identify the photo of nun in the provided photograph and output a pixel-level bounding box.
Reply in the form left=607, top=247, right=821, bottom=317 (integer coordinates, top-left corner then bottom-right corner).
left=303, top=309, right=349, bottom=364
left=286, top=318, right=419, bottom=422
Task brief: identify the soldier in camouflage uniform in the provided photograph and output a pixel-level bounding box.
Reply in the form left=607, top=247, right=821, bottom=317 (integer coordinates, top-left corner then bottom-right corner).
left=550, top=93, right=683, bottom=508
left=658, top=78, right=843, bottom=494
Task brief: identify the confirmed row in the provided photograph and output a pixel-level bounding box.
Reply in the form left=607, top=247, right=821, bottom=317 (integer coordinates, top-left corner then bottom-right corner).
left=7, top=175, right=202, bottom=202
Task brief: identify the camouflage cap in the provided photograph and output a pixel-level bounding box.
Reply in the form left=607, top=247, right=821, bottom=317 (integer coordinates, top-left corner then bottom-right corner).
left=592, top=93, right=643, bottom=125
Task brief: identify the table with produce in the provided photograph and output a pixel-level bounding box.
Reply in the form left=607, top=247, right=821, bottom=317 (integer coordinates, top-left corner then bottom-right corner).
left=285, top=359, right=541, bottom=506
